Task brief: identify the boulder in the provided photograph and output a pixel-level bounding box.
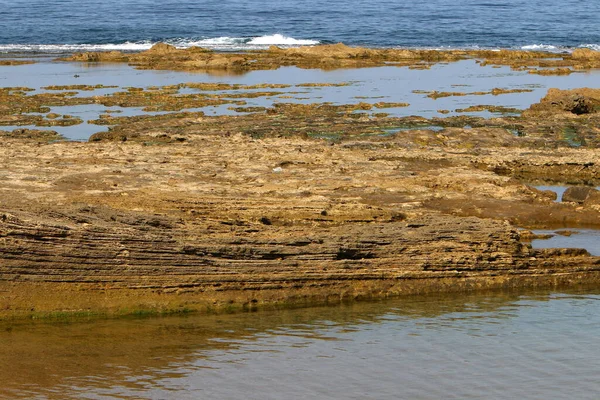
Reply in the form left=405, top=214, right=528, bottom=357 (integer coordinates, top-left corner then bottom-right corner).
left=562, top=186, right=600, bottom=203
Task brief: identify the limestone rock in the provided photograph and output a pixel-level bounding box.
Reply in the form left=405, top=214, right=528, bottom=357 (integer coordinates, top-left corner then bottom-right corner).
left=571, top=48, right=600, bottom=60
left=562, top=186, right=600, bottom=204
left=525, top=88, right=600, bottom=116
left=584, top=191, right=600, bottom=207
left=144, top=42, right=178, bottom=55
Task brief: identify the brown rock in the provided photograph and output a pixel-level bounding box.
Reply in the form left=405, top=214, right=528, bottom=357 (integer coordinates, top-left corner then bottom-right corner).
left=526, top=186, right=558, bottom=201
left=562, top=186, right=600, bottom=203
left=584, top=191, right=600, bottom=207
left=144, top=42, right=178, bottom=55
left=525, top=88, right=600, bottom=115
left=571, top=48, right=600, bottom=60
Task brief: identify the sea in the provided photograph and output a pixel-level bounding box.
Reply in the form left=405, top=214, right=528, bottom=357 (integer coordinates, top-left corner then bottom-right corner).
left=0, top=0, right=599, bottom=53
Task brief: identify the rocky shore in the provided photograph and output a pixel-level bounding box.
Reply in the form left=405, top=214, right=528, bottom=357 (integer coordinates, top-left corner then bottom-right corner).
left=1, top=46, right=600, bottom=319
left=61, top=43, right=600, bottom=74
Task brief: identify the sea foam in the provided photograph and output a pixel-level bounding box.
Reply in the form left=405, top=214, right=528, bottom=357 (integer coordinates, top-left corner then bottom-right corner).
left=520, top=44, right=560, bottom=51
left=0, top=35, right=320, bottom=54
left=248, top=34, right=319, bottom=46
left=520, top=43, right=600, bottom=53
left=579, top=44, right=600, bottom=51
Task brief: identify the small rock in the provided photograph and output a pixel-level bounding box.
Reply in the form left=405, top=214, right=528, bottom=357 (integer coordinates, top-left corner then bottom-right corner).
left=259, top=217, right=272, bottom=225
left=526, top=186, right=557, bottom=201
left=562, top=186, right=600, bottom=204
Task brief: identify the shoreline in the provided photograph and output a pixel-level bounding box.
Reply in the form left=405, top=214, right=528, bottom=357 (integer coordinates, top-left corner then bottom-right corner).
left=1, top=45, right=600, bottom=320
left=57, top=43, right=600, bottom=74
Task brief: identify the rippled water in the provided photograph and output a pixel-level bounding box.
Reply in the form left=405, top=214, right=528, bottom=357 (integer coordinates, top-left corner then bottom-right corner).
left=2, top=289, right=600, bottom=399
left=1, top=0, right=599, bottom=51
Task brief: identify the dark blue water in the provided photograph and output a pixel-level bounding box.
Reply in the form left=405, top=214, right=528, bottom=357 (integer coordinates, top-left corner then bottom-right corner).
left=0, top=0, right=598, bottom=53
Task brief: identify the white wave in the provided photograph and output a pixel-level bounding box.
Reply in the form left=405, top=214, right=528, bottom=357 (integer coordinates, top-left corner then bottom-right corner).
left=520, top=44, right=560, bottom=51
left=184, top=37, right=245, bottom=46
left=247, top=34, right=319, bottom=46
left=520, top=43, right=600, bottom=53
left=169, top=36, right=256, bottom=50
left=0, top=41, right=154, bottom=53
left=0, top=35, right=320, bottom=53
left=171, top=34, right=318, bottom=50
left=578, top=44, right=600, bottom=51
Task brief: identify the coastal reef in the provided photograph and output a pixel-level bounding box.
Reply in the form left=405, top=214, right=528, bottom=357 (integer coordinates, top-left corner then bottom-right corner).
left=2, top=82, right=600, bottom=319
left=61, top=43, right=600, bottom=73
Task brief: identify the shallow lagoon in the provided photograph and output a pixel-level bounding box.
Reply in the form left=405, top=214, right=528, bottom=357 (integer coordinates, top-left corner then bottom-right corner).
left=2, top=58, right=600, bottom=140
left=2, top=288, right=600, bottom=399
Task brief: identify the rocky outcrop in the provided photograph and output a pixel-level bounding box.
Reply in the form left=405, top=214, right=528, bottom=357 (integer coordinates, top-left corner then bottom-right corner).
left=524, top=88, right=600, bottom=116
left=571, top=48, right=600, bottom=60
left=0, top=60, right=35, bottom=66
left=562, top=186, right=600, bottom=204
left=2, top=206, right=599, bottom=318
left=60, top=43, right=587, bottom=73
left=1, top=130, right=600, bottom=319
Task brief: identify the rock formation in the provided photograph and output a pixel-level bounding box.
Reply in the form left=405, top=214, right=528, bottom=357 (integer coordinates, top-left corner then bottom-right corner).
left=1, top=122, right=600, bottom=318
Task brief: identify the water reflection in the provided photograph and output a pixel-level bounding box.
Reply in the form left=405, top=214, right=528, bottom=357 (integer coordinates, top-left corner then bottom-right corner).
left=2, top=288, right=600, bottom=399
left=531, top=229, right=600, bottom=256
left=3, top=60, right=600, bottom=140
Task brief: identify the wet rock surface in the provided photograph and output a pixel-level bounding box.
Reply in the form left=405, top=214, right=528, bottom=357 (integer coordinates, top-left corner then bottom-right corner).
left=2, top=47, right=600, bottom=319
left=562, top=187, right=600, bottom=204
left=2, top=117, right=600, bottom=318
left=60, top=43, right=600, bottom=73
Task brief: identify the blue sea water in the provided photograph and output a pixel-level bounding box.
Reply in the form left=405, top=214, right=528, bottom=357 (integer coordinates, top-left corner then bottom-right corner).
left=0, top=0, right=598, bottom=53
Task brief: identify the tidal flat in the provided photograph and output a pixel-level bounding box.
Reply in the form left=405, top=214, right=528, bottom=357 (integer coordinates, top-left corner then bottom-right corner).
left=1, top=45, right=600, bottom=321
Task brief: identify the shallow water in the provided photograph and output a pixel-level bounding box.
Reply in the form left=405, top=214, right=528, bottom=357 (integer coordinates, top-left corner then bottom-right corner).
left=534, top=185, right=570, bottom=202
left=3, top=60, right=600, bottom=140
left=2, top=288, right=600, bottom=399
left=534, top=185, right=600, bottom=202
left=532, top=229, right=600, bottom=256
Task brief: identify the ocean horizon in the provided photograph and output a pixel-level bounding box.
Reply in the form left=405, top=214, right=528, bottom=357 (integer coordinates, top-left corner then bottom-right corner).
left=1, top=0, right=599, bottom=54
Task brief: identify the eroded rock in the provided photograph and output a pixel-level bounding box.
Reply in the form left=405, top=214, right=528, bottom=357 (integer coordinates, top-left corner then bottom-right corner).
left=562, top=186, right=600, bottom=204
left=525, top=88, right=600, bottom=116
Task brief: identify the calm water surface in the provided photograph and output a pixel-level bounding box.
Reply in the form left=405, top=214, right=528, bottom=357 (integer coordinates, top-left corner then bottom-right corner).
left=2, top=288, right=600, bottom=399
left=3, top=60, right=600, bottom=140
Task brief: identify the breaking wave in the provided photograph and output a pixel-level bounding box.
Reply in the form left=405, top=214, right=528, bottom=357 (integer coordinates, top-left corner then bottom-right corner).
left=520, top=43, right=600, bottom=53
left=247, top=34, right=319, bottom=45
left=0, top=34, right=321, bottom=53
left=0, top=42, right=154, bottom=53
left=520, top=44, right=561, bottom=51
left=1, top=37, right=597, bottom=54
left=579, top=43, right=600, bottom=51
